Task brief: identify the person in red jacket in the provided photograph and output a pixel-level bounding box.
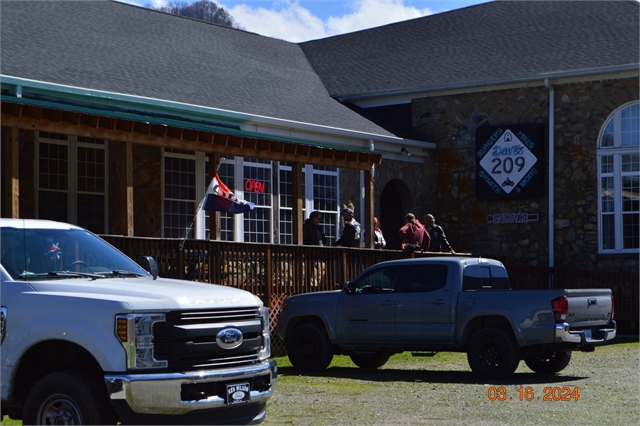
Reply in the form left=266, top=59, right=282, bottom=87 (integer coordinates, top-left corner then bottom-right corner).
left=398, top=213, right=424, bottom=255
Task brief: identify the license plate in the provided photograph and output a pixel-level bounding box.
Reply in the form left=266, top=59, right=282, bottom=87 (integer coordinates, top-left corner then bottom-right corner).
left=584, top=329, right=592, bottom=341
left=226, top=382, right=251, bottom=405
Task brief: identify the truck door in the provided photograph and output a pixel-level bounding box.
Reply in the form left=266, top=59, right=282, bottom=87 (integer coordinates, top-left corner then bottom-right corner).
left=395, top=263, right=453, bottom=343
left=335, top=265, right=404, bottom=344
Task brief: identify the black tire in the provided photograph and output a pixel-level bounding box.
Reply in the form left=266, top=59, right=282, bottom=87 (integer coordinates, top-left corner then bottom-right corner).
left=467, top=328, right=521, bottom=380
left=350, top=353, right=390, bottom=370
left=286, top=323, right=333, bottom=372
left=524, top=351, right=572, bottom=375
left=23, top=371, right=117, bottom=425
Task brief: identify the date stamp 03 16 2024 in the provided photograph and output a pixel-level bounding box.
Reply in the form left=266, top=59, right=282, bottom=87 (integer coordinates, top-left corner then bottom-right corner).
left=487, top=386, right=580, bottom=402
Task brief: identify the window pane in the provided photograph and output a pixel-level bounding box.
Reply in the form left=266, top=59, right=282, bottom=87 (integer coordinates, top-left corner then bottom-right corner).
left=38, top=191, right=68, bottom=223
left=163, top=200, right=194, bottom=238
left=77, top=193, right=105, bottom=233
left=621, top=103, right=639, bottom=147
left=313, top=173, right=338, bottom=212
left=601, top=176, right=614, bottom=213
left=600, top=155, right=614, bottom=174
left=39, top=143, right=68, bottom=191
left=601, top=120, right=614, bottom=148
left=622, top=176, right=639, bottom=213
left=279, top=209, right=292, bottom=245
left=622, top=213, right=639, bottom=249
left=244, top=207, right=270, bottom=243
left=622, top=154, right=639, bottom=173
left=602, top=214, right=615, bottom=250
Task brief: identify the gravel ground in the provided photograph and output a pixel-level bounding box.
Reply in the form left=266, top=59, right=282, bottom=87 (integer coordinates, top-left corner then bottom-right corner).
left=264, top=340, right=639, bottom=426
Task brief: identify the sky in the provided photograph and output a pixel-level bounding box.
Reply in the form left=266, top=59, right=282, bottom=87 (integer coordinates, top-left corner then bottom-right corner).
left=121, top=0, right=489, bottom=42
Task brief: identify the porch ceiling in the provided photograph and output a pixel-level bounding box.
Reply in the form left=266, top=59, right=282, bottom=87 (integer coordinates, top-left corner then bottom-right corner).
left=1, top=98, right=382, bottom=170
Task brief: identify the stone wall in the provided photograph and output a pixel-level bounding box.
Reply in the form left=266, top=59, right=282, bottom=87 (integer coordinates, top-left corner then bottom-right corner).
left=368, top=77, right=638, bottom=273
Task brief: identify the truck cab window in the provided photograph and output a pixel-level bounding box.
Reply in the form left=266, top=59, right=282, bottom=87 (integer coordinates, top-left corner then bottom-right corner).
left=352, top=266, right=403, bottom=294
left=404, top=264, right=448, bottom=292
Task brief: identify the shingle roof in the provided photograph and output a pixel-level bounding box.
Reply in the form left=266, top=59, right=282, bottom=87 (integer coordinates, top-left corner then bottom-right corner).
left=300, top=1, right=639, bottom=98
left=0, top=0, right=394, bottom=137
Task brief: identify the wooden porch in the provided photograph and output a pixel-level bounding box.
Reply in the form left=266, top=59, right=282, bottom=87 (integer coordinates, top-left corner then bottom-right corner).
left=102, top=236, right=638, bottom=355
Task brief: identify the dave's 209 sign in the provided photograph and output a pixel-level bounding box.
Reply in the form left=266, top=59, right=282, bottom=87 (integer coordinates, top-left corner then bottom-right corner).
left=476, top=123, right=544, bottom=200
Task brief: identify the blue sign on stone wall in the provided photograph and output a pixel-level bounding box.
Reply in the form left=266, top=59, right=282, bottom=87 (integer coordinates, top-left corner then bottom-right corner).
left=476, top=123, right=544, bottom=200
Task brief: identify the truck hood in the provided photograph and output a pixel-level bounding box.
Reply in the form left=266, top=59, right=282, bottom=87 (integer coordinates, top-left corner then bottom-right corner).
left=24, top=276, right=262, bottom=311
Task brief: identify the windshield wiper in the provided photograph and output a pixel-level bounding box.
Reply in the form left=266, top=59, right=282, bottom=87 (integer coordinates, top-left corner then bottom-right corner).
left=21, top=271, right=103, bottom=280
left=97, top=270, right=147, bottom=278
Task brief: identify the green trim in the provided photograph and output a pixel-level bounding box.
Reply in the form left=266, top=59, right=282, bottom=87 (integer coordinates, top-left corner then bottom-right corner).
left=1, top=95, right=380, bottom=156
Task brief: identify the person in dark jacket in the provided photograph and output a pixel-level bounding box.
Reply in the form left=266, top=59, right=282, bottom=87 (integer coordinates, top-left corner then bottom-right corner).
left=303, top=211, right=326, bottom=246
left=423, top=214, right=455, bottom=253
left=332, top=208, right=361, bottom=247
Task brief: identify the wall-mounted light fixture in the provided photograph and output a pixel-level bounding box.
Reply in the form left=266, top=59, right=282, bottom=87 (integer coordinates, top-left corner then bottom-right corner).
left=400, top=147, right=412, bottom=157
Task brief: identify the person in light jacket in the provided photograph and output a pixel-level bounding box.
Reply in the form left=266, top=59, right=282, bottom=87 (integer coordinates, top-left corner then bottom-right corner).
left=333, top=208, right=361, bottom=247
left=373, top=216, right=386, bottom=249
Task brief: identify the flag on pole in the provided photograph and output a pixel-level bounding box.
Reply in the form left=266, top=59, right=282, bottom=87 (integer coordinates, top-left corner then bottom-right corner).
left=203, top=172, right=255, bottom=214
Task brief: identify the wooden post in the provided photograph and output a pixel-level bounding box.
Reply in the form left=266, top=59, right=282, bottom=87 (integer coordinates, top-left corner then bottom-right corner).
left=264, top=245, right=272, bottom=304
left=126, top=142, right=134, bottom=236
left=292, top=162, right=303, bottom=245
left=10, top=127, right=20, bottom=218
left=364, top=166, right=374, bottom=248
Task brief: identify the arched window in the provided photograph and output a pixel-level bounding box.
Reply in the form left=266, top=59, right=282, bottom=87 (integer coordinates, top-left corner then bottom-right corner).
left=597, top=102, right=639, bottom=253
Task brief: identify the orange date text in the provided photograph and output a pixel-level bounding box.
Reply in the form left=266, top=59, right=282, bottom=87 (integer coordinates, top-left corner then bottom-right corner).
left=487, top=386, right=580, bottom=401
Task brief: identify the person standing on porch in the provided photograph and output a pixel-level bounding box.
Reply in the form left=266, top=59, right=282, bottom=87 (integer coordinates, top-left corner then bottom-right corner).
left=423, top=214, right=455, bottom=254
left=373, top=216, right=386, bottom=249
left=333, top=208, right=361, bottom=247
left=398, top=213, right=424, bottom=255
left=303, top=211, right=326, bottom=246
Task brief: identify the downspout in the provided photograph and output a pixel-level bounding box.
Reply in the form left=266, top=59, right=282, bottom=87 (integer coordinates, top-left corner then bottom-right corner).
left=544, top=79, right=555, bottom=278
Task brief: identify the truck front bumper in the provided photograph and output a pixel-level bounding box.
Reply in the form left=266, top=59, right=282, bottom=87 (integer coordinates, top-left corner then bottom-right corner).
left=555, top=321, right=616, bottom=345
left=104, top=359, right=277, bottom=415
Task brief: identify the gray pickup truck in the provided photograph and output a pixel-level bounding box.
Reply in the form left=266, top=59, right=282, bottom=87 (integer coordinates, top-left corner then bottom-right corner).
left=277, top=256, right=616, bottom=379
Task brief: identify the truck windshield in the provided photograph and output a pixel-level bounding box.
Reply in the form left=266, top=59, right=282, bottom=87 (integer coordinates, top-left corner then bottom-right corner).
left=0, top=226, right=148, bottom=281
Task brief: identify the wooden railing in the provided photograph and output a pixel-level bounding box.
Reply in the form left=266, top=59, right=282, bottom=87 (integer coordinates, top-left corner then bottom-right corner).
left=102, top=236, right=638, bottom=355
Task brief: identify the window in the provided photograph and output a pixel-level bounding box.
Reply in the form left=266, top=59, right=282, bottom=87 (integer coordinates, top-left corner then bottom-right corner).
left=351, top=266, right=404, bottom=294
left=163, top=150, right=196, bottom=238
left=37, top=132, right=107, bottom=234
left=462, top=265, right=510, bottom=290
left=166, top=154, right=341, bottom=243
left=277, top=164, right=340, bottom=245
left=404, top=264, right=448, bottom=292
left=598, top=102, right=640, bottom=253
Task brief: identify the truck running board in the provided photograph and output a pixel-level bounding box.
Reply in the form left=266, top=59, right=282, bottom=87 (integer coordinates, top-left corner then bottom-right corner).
left=411, top=351, right=438, bottom=357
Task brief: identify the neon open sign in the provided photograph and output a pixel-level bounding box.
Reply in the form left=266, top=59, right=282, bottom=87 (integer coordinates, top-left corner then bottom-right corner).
left=245, top=179, right=265, bottom=193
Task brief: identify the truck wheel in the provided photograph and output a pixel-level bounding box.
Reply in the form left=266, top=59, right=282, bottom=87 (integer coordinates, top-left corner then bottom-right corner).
left=23, top=371, right=116, bottom=425
left=286, top=323, right=333, bottom=371
left=350, top=353, right=390, bottom=370
left=524, top=351, right=572, bottom=375
left=467, top=328, right=521, bottom=380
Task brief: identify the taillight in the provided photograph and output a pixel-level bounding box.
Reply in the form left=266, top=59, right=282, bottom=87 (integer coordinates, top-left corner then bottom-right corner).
left=552, top=295, right=568, bottom=323
left=610, top=295, right=615, bottom=320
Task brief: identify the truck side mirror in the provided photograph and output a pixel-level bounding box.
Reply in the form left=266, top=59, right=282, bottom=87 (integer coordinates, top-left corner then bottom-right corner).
left=139, top=256, right=159, bottom=280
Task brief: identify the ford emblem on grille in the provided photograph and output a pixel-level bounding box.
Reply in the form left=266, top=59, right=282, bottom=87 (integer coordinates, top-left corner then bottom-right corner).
left=216, top=328, right=243, bottom=349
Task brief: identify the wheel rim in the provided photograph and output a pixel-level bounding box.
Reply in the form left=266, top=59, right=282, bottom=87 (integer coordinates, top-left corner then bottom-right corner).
left=38, top=393, right=83, bottom=425
left=478, top=340, right=502, bottom=367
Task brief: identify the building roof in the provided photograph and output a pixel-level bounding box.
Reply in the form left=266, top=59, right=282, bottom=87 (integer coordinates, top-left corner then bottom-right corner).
left=0, top=0, right=394, bottom=138
left=300, top=0, right=639, bottom=100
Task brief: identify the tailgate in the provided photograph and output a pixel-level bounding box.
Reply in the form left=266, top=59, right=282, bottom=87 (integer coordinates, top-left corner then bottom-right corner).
left=566, top=289, right=613, bottom=327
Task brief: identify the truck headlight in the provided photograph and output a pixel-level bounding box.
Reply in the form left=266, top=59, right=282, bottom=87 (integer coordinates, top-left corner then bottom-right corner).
left=116, top=313, right=168, bottom=369
left=258, top=307, right=271, bottom=360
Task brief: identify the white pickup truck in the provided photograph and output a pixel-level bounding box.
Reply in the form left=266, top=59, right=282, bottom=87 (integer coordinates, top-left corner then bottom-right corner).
left=0, top=219, right=277, bottom=425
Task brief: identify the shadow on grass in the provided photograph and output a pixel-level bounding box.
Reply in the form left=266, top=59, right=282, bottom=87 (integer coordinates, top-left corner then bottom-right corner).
left=277, top=366, right=587, bottom=386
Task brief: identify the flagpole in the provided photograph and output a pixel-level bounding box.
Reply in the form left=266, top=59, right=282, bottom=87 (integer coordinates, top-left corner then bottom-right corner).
left=180, top=178, right=212, bottom=251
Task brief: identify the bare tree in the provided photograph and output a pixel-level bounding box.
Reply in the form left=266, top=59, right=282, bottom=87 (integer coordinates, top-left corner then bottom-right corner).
left=150, top=1, right=244, bottom=30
